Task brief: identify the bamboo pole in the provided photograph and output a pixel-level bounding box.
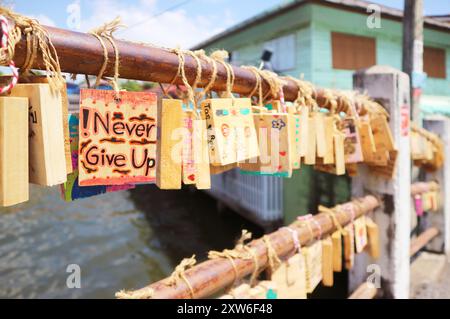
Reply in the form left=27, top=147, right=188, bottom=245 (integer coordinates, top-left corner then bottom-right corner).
left=13, top=25, right=339, bottom=107
left=410, top=227, right=439, bottom=256
left=119, top=195, right=379, bottom=299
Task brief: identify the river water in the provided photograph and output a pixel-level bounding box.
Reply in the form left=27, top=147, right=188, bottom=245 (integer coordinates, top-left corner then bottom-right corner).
left=0, top=184, right=260, bottom=299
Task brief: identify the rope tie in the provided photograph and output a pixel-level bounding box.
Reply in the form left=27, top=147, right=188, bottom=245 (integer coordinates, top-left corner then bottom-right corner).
left=89, top=17, right=124, bottom=93
left=211, top=50, right=235, bottom=99
left=194, top=49, right=217, bottom=100
left=0, top=8, right=64, bottom=92
left=296, top=214, right=315, bottom=245
left=166, top=255, right=197, bottom=299
left=318, top=205, right=347, bottom=236
left=262, top=235, right=281, bottom=273
left=115, top=287, right=155, bottom=299
left=0, top=15, right=18, bottom=94
left=285, top=227, right=301, bottom=254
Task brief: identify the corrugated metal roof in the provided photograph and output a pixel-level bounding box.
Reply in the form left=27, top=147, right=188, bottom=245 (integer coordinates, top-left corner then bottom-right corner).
left=192, top=0, right=450, bottom=49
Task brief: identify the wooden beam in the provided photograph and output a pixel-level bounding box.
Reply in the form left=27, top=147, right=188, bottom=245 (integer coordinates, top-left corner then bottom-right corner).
left=348, top=282, right=377, bottom=299
left=117, top=196, right=379, bottom=299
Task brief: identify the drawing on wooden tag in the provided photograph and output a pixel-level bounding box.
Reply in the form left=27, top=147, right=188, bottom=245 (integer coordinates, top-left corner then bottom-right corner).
left=342, top=117, right=363, bottom=163
left=11, top=83, right=67, bottom=186
left=302, top=240, right=322, bottom=293
left=271, top=254, right=307, bottom=299
left=78, top=89, right=157, bottom=186
left=354, top=216, right=368, bottom=253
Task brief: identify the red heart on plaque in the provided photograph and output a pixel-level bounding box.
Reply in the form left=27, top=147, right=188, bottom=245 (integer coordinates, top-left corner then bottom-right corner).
left=279, top=151, right=286, bottom=156
left=188, top=174, right=195, bottom=181
left=278, top=166, right=283, bottom=171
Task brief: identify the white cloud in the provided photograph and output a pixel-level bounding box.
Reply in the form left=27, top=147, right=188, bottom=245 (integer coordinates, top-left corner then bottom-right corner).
left=28, top=14, right=56, bottom=27
left=79, top=0, right=236, bottom=49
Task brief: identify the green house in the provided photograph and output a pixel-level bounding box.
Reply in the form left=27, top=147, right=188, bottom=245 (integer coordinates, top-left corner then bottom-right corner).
left=196, top=0, right=450, bottom=227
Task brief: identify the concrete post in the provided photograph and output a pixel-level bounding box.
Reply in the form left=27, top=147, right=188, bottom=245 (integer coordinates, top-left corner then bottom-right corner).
left=350, top=66, right=411, bottom=299
left=423, top=116, right=450, bottom=259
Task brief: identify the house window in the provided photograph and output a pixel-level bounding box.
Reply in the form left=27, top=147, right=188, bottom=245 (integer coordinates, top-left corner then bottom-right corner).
left=264, top=34, right=296, bottom=72
left=331, top=32, right=376, bottom=70
left=424, top=46, right=446, bottom=79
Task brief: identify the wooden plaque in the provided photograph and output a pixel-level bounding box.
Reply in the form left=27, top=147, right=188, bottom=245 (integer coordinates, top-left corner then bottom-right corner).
left=271, top=254, right=307, bottom=299
left=156, top=99, right=183, bottom=189
left=322, top=236, right=334, bottom=287
left=0, top=97, right=29, bottom=206
left=11, top=83, right=67, bottom=186
left=78, top=89, right=157, bottom=186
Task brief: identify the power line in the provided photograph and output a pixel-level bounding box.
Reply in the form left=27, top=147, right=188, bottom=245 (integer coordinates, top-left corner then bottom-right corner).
left=119, top=0, right=194, bottom=33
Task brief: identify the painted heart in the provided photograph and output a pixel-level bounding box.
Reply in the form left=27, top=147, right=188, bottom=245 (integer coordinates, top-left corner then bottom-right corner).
left=279, top=151, right=287, bottom=157
left=188, top=174, right=195, bottom=182
left=278, top=165, right=283, bottom=171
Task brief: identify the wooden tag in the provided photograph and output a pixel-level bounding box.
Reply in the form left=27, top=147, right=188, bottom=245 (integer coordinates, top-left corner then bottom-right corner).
left=210, top=163, right=237, bottom=175
left=299, top=106, right=309, bottom=158
left=322, top=236, right=334, bottom=287
left=11, top=83, right=67, bottom=186
left=370, top=150, right=398, bottom=180
left=371, top=115, right=395, bottom=152
left=354, top=216, right=368, bottom=253
left=323, top=116, right=335, bottom=165
left=366, top=217, right=380, bottom=259
left=358, top=120, right=376, bottom=161
left=249, top=281, right=278, bottom=299
left=331, top=231, right=342, bottom=272
left=201, top=98, right=237, bottom=166
left=343, top=224, right=355, bottom=270
left=193, top=119, right=211, bottom=189
left=240, top=113, right=292, bottom=177
left=78, top=89, right=157, bottom=186
left=0, top=97, right=29, bottom=206
left=315, top=112, right=327, bottom=158
left=156, top=99, right=183, bottom=189
left=289, top=114, right=301, bottom=169
left=342, top=117, right=363, bottom=163
left=302, top=240, right=322, bottom=293
left=304, top=117, right=316, bottom=165
left=271, top=254, right=307, bottom=299
left=334, top=132, right=346, bottom=175
left=182, top=110, right=196, bottom=185
left=234, top=98, right=259, bottom=163
left=60, top=113, right=135, bottom=201
left=17, top=75, right=72, bottom=174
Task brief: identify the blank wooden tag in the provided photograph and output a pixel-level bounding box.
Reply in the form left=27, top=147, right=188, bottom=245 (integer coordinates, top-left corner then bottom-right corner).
left=11, top=83, right=67, bottom=186
left=302, top=240, right=322, bottom=294
left=354, top=216, right=368, bottom=253
left=271, top=254, right=307, bottom=299
left=366, top=217, right=380, bottom=259
left=193, top=119, right=211, bottom=189
left=289, top=114, right=301, bottom=169
left=322, top=236, right=334, bottom=287
left=370, top=150, right=398, bottom=180
left=358, top=121, right=376, bottom=162
left=304, top=117, right=316, bottom=165
left=315, top=112, right=327, bottom=158
left=334, top=132, right=346, bottom=175
left=182, top=110, right=196, bottom=185
left=344, top=224, right=355, bottom=270
left=157, top=99, right=183, bottom=189
left=211, top=163, right=237, bottom=175
left=323, top=116, right=335, bottom=165
left=331, top=231, right=342, bottom=272
left=78, top=89, right=157, bottom=186
left=299, top=106, right=309, bottom=158
left=0, top=97, right=29, bottom=206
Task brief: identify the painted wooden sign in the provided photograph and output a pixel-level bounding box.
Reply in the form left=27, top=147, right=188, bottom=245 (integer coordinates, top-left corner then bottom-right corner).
left=11, top=83, right=67, bottom=186
left=240, top=113, right=293, bottom=177
left=354, top=216, right=368, bottom=253
left=342, top=117, right=364, bottom=163
left=0, top=97, right=29, bottom=207
left=61, top=113, right=135, bottom=201
left=202, top=98, right=258, bottom=166
left=78, top=89, right=157, bottom=186
left=322, top=236, right=334, bottom=287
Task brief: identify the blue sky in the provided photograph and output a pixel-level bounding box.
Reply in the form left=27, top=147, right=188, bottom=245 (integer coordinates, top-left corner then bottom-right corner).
left=6, top=0, right=450, bottom=48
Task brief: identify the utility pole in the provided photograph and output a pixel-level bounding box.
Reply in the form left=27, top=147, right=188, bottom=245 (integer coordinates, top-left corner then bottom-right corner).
left=402, top=0, right=424, bottom=124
